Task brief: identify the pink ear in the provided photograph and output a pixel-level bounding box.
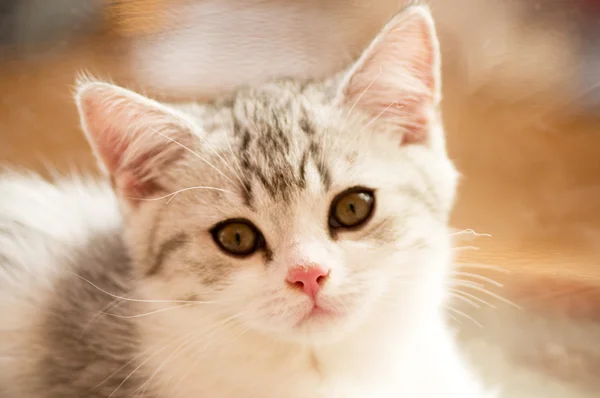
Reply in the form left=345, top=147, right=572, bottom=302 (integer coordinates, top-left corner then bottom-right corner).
left=75, top=80, right=191, bottom=201
left=337, top=6, right=440, bottom=144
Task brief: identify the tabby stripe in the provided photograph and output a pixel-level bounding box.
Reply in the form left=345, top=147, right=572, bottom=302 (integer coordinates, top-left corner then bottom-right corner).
left=298, top=150, right=309, bottom=188
left=309, top=142, right=331, bottom=190
left=146, top=233, right=189, bottom=276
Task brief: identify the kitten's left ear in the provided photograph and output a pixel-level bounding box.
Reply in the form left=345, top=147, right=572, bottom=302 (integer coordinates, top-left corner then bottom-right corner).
left=336, top=5, right=441, bottom=145
left=75, top=79, right=193, bottom=204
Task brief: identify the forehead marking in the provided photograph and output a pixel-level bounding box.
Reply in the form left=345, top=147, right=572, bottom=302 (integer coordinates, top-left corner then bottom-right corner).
left=230, top=95, right=333, bottom=205
left=309, top=141, right=331, bottom=190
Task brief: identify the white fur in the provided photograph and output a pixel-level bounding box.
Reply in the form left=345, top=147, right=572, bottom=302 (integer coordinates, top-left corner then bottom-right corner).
left=0, top=173, right=121, bottom=393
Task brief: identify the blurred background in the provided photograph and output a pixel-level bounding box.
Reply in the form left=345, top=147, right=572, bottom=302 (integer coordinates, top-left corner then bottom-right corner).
left=1, top=0, right=599, bottom=396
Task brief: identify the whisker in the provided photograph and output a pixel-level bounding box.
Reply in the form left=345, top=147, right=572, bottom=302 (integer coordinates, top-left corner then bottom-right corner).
left=131, top=186, right=235, bottom=204
left=90, top=331, right=192, bottom=392
left=359, top=101, right=401, bottom=134
left=332, top=65, right=383, bottom=151
left=68, top=272, right=211, bottom=304
left=107, top=330, right=199, bottom=398
left=79, top=296, right=123, bottom=338
left=170, top=113, right=244, bottom=191
left=143, top=123, right=236, bottom=186
left=444, top=306, right=483, bottom=328
left=338, top=101, right=402, bottom=156
left=449, top=288, right=496, bottom=309
left=449, top=292, right=480, bottom=309
left=453, top=245, right=480, bottom=252
left=443, top=310, right=463, bottom=325
left=457, top=262, right=509, bottom=274
left=452, top=280, right=483, bottom=289
left=451, top=229, right=492, bottom=238
left=102, top=302, right=203, bottom=319
left=167, top=318, right=250, bottom=394
left=141, top=311, right=248, bottom=397
left=132, top=330, right=207, bottom=397
left=451, top=280, right=521, bottom=309
left=451, top=271, right=503, bottom=288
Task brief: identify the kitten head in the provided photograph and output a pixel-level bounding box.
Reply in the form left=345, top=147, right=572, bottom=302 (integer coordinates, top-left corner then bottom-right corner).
left=75, top=6, right=457, bottom=344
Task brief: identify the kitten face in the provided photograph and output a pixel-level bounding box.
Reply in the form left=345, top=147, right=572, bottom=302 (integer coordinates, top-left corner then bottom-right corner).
left=76, top=6, right=457, bottom=344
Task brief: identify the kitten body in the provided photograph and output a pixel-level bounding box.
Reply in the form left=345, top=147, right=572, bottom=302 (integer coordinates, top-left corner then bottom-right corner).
left=0, top=6, right=494, bottom=397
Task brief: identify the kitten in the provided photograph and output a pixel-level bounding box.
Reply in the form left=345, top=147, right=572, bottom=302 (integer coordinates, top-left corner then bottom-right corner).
left=0, top=6, right=495, bottom=398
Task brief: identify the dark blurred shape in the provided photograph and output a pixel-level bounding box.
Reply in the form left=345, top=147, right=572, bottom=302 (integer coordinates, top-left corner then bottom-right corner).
left=0, top=0, right=19, bottom=46
left=577, top=0, right=600, bottom=113
left=0, top=0, right=102, bottom=57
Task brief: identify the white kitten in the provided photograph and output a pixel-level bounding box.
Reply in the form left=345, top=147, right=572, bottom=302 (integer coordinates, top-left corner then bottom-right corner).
left=0, top=6, right=495, bottom=397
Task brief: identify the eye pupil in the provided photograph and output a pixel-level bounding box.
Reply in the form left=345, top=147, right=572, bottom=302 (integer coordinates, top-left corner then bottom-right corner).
left=330, top=188, right=375, bottom=230
left=211, top=219, right=263, bottom=256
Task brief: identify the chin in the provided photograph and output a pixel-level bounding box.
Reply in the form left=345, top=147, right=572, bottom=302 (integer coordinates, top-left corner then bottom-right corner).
left=266, top=303, right=372, bottom=345
left=291, top=310, right=351, bottom=344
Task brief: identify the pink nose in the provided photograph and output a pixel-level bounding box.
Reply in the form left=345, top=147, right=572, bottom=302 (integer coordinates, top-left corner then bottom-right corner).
left=286, top=265, right=329, bottom=300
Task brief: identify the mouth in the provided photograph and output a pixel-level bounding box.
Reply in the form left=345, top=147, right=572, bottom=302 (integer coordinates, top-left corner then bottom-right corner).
left=295, top=304, right=338, bottom=327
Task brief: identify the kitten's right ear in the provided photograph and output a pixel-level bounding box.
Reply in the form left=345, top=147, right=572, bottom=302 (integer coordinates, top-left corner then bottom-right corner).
left=336, top=5, right=441, bottom=145
left=75, top=80, right=192, bottom=202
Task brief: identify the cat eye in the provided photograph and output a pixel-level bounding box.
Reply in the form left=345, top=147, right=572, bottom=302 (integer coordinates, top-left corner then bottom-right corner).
left=329, top=188, right=375, bottom=230
left=211, top=219, right=264, bottom=256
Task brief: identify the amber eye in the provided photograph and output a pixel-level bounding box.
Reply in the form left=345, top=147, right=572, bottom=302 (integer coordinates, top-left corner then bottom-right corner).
left=211, top=219, right=263, bottom=256
left=329, top=188, right=375, bottom=229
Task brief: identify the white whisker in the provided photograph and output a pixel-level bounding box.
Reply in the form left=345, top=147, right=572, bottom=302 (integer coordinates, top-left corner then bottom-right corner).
left=171, top=113, right=244, bottom=190
left=444, top=311, right=463, bottom=325
left=79, top=297, right=123, bottom=338
left=143, top=123, right=236, bottom=186
left=359, top=101, right=401, bottom=134
left=452, top=280, right=521, bottom=309
left=166, top=315, right=250, bottom=394
left=68, top=272, right=211, bottom=304
left=449, top=288, right=496, bottom=309
left=332, top=64, right=383, bottom=153
left=453, top=245, right=480, bottom=252
left=458, top=262, right=509, bottom=273
left=89, top=331, right=190, bottom=392
left=133, top=330, right=207, bottom=397
left=444, top=306, right=483, bottom=328
left=449, top=292, right=480, bottom=309
left=108, top=330, right=199, bottom=398
left=102, top=302, right=203, bottom=319
left=338, top=100, right=402, bottom=156
left=451, top=271, right=503, bottom=288
left=143, top=311, right=248, bottom=397
left=451, top=229, right=492, bottom=238
left=131, top=186, right=235, bottom=204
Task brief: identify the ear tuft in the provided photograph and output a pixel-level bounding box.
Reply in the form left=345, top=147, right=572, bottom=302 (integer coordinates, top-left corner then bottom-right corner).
left=75, top=79, right=192, bottom=201
left=337, top=5, right=441, bottom=145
